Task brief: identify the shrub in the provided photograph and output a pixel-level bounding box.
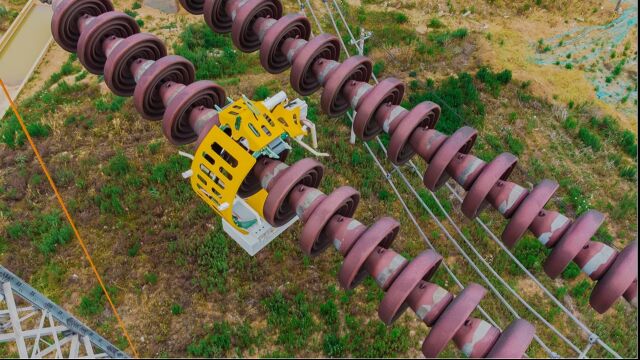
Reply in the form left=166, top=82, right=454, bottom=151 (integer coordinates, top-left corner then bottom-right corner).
left=619, top=165, right=637, bottom=180
left=509, top=236, right=549, bottom=275
left=407, top=72, right=485, bottom=134
left=174, top=23, right=251, bottom=79
left=563, top=116, right=577, bottom=130
left=187, top=322, right=232, bottom=357
left=149, top=154, right=189, bottom=184
left=94, top=95, right=126, bottom=113
left=571, top=280, right=591, bottom=305
left=578, top=127, right=602, bottom=151
left=505, top=133, right=524, bottom=155
left=561, top=262, right=581, bottom=279
left=428, top=17, right=444, bottom=28
left=104, top=152, right=131, bottom=176
left=144, top=272, right=158, bottom=285
left=417, top=189, right=452, bottom=219
left=124, top=9, right=138, bottom=17
left=263, top=292, right=314, bottom=352
left=6, top=212, right=72, bottom=256
left=171, top=303, right=183, bottom=315
left=392, top=12, right=408, bottom=24
left=1, top=114, right=51, bottom=149
left=619, top=130, right=637, bottom=155
left=194, top=231, right=229, bottom=292
left=78, top=285, right=117, bottom=316
left=610, top=192, right=637, bottom=220
left=128, top=241, right=141, bottom=257
left=323, top=333, right=346, bottom=357
left=476, top=66, right=511, bottom=96
left=428, top=28, right=468, bottom=46
left=253, top=85, right=270, bottom=100
left=95, top=184, right=125, bottom=215
left=320, top=300, right=339, bottom=329
left=373, top=60, right=385, bottom=77
left=451, top=27, right=468, bottom=39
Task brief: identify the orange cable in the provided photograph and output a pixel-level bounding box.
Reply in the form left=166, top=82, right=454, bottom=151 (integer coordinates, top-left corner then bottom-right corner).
left=0, top=78, right=139, bottom=358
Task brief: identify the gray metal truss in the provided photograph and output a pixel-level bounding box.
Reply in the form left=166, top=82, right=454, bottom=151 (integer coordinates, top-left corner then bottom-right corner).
left=0, top=266, right=128, bottom=359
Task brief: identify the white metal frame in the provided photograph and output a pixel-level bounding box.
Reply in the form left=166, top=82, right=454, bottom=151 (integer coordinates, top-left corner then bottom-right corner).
left=0, top=266, right=127, bottom=359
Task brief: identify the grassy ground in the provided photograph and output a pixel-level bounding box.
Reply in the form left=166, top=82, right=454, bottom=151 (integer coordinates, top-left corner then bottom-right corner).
left=0, top=0, right=637, bottom=358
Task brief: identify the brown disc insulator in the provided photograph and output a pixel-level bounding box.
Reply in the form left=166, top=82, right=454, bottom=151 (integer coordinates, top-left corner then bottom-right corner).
left=461, top=152, right=517, bottom=219
left=103, top=33, right=167, bottom=96
left=501, top=179, right=558, bottom=248
left=529, top=210, right=572, bottom=248
left=574, top=241, right=617, bottom=281
left=133, top=55, right=196, bottom=120
left=260, top=14, right=311, bottom=73
left=446, top=153, right=486, bottom=191
left=421, top=283, right=486, bottom=358
left=485, top=319, right=535, bottom=358
left=162, top=80, right=225, bottom=145
left=320, top=56, right=373, bottom=116
left=203, top=0, right=233, bottom=33
left=590, top=240, right=637, bottom=313
left=387, top=102, right=441, bottom=165
left=323, top=216, right=368, bottom=256
left=378, top=250, right=443, bottom=324
left=424, top=126, right=478, bottom=191
left=76, top=11, right=139, bottom=74
left=179, top=0, right=206, bottom=14
left=290, top=34, right=341, bottom=95
left=352, top=78, right=405, bottom=141
left=339, top=217, right=399, bottom=290
left=298, top=186, right=360, bottom=256
left=453, top=318, right=501, bottom=358
left=544, top=210, right=605, bottom=278
left=51, top=0, right=114, bottom=52
left=230, top=0, right=282, bottom=52
left=255, top=158, right=324, bottom=227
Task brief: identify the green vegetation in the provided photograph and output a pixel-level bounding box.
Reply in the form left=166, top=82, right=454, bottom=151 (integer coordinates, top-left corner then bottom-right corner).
left=392, top=11, right=408, bottom=24
left=406, top=72, right=485, bottom=134
left=193, top=231, right=229, bottom=293
left=476, top=66, right=512, bottom=96
left=5, top=212, right=72, bottom=256
left=372, top=60, right=385, bottom=77
left=428, top=17, right=445, bottom=28
left=1, top=55, right=84, bottom=148
left=1, top=2, right=637, bottom=358
left=95, top=184, right=125, bottom=215
left=144, top=272, right=158, bottom=285
left=78, top=285, right=117, bottom=317
left=188, top=322, right=232, bottom=357
left=587, top=115, right=637, bottom=157
left=577, top=127, right=602, bottom=152
left=173, top=23, right=253, bottom=79
left=0, top=5, right=18, bottom=30
left=188, top=321, right=259, bottom=357
left=94, top=94, right=126, bottom=113
left=253, top=85, right=270, bottom=100
left=104, top=152, right=131, bottom=177
left=263, top=291, right=314, bottom=354
left=428, top=27, right=469, bottom=46
left=171, top=303, right=183, bottom=315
